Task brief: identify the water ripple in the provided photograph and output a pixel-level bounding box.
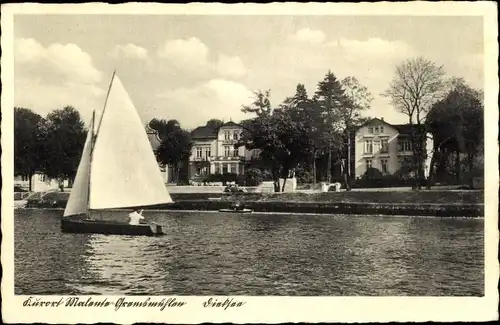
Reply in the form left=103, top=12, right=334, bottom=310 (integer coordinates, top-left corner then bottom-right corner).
left=14, top=209, right=484, bottom=296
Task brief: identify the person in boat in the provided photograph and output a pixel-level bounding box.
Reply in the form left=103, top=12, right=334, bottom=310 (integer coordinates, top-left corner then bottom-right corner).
left=128, top=209, right=145, bottom=225
left=230, top=201, right=244, bottom=211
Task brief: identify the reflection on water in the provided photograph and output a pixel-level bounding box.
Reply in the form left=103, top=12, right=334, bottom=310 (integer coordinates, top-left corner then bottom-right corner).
left=14, top=210, right=484, bottom=296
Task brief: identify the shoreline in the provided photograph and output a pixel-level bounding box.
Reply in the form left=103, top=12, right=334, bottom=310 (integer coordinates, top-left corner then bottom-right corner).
left=17, top=207, right=483, bottom=219
left=18, top=189, right=484, bottom=218
left=20, top=200, right=484, bottom=218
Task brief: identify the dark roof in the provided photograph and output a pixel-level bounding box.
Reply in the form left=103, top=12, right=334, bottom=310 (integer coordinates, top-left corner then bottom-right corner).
left=219, top=121, right=241, bottom=128
left=355, top=117, right=425, bottom=135
left=191, top=125, right=218, bottom=139
left=392, top=124, right=425, bottom=135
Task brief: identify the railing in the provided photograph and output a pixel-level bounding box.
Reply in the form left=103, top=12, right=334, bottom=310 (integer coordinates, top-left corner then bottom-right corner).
left=193, top=156, right=211, bottom=162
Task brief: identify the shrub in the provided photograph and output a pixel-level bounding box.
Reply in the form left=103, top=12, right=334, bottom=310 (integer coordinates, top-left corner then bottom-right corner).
left=244, top=168, right=263, bottom=186
left=363, top=167, right=384, bottom=180
left=295, top=168, right=314, bottom=184
left=261, top=169, right=274, bottom=181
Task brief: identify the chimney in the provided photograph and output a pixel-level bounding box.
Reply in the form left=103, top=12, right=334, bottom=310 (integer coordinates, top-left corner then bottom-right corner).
left=381, top=117, right=384, bottom=121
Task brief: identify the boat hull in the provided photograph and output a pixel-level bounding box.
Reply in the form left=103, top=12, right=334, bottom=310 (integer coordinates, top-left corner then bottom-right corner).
left=61, top=218, right=164, bottom=236
left=218, top=208, right=253, bottom=213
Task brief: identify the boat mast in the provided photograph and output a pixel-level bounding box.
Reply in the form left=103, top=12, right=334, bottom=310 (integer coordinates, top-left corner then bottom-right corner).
left=86, top=110, right=96, bottom=219
left=87, top=70, right=117, bottom=218
left=95, top=70, right=116, bottom=136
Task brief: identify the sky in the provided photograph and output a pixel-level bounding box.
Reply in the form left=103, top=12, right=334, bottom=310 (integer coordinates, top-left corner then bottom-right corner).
left=14, top=14, right=484, bottom=129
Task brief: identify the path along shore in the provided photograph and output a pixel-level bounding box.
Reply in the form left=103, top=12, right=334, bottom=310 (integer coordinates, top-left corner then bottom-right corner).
left=21, top=189, right=484, bottom=218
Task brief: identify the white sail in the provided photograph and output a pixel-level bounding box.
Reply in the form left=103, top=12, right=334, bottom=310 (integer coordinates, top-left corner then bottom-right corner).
left=89, top=74, right=173, bottom=210
left=63, top=115, right=94, bottom=217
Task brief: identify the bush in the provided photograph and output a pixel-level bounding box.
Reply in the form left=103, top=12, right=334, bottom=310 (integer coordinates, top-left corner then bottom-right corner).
left=244, top=168, right=263, bottom=186
left=352, top=173, right=414, bottom=188
left=363, top=167, right=384, bottom=180
left=205, top=173, right=242, bottom=185
left=261, top=169, right=274, bottom=181
left=295, top=168, right=314, bottom=184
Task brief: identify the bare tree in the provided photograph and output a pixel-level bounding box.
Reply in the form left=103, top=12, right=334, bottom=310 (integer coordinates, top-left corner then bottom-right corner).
left=383, top=57, right=446, bottom=189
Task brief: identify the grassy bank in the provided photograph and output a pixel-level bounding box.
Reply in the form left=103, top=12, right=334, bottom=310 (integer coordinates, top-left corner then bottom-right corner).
left=23, top=189, right=483, bottom=217
left=26, top=189, right=484, bottom=204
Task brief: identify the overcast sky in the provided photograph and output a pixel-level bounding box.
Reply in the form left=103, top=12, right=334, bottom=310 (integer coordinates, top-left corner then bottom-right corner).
left=14, top=14, right=484, bottom=129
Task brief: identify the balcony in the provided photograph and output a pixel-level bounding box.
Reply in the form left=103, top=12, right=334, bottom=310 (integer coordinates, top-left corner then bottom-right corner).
left=192, top=156, right=212, bottom=162
left=222, top=139, right=238, bottom=145
left=397, top=150, right=413, bottom=156
left=214, top=155, right=245, bottom=161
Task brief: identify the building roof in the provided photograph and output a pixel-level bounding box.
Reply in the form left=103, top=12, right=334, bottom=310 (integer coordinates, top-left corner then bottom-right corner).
left=356, top=117, right=425, bottom=135
left=219, top=121, right=241, bottom=128
left=391, top=124, right=425, bottom=135
left=191, top=125, right=218, bottom=139
left=190, top=121, right=244, bottom=140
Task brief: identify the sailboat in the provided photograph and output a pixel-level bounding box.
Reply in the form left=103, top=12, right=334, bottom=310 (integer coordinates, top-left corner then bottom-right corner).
left=61, top=72, right=173, bottom=236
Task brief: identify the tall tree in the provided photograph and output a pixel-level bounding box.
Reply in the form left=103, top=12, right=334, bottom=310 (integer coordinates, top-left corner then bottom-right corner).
left=241, top=90, right=273, bottom=117
left=426, top=78, right=483, bottom=186
left=152, top=119, right=193, bottom=183
left=14, top=107, right=43, bottom=191
left=281, top=84, right=323, bottom=185
left=238, top=91, right=311, bottom=192
left=206, top=119, right=224, bottom=129
left=149, top=118, right=181, bottom=138
left=383, top=57, right=446, bottom=189
left=340, top=76, right=373, bottom=190
left=313, top=71, right=348, bottom=183
left=38, top=106, right=87, bottom=186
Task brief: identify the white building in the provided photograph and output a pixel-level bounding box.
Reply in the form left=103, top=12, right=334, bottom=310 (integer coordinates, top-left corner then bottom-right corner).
left=353, top=118, right=433, bottom=178
left=189, top=121, right=259, bottom=178
left=14, top=173, right=69, bottom=192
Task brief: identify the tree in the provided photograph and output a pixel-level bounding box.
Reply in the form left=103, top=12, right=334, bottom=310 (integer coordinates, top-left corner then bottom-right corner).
left=241, top=90, right=273, bottom=117
left=280, top=84, right=325, bottom=185
left=152, top=119, right=193, bottom=183
left=383, top=57, right=446, bottom=189
left=38, top=106, right=87, bottom=186
left=206, top=119, right=224, bottom=129
left=313, top=71, right=348, bottom=183
left=238, top=91, right=311, bottom=192
left=339, top=76, right=373, bottom=190
left=14, top=107, right=43, bottom=191
left=149, top=118, right=181, bottom=138
left=426, top=78, right=483, bottom=186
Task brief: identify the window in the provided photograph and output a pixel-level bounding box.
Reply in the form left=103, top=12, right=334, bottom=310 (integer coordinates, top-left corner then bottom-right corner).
left=366, top=159, right=372, bottom=169
left=233, top=148, right=239, bottom=157
left=368, top=127, right=374, bottom=134
left=205, top=148, right=211, bottom=159
left=224, top=131, right=231, bottom=140
left=374, top=140, right=381, bottom=153
left=381, top=138, right=389, bottom=153
left=380, top=126, right=384, bottom=134
left=400, top=141, right=411, bottom=152
left=233, top=131, right=239, bottom=140
left=222, top=163, right=228, bottom=174
left=196, top=147, right=202, bottom=158
left=374, top=126, right=379, bottom=134
left=215, top=164, right=221, bottom=173
left=224, top=146, right=231, bottom=157
left=364, top=140, right=373, bottom=154
left=380, top=159, right=388, bottom=173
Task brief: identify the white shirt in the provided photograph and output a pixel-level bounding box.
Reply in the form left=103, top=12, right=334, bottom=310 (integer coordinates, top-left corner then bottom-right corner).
left=128, top=211, right=145, bottom=225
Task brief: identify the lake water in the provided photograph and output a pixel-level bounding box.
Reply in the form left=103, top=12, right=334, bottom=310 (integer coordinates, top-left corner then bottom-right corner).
left=14, top=209, right=484, bottom=296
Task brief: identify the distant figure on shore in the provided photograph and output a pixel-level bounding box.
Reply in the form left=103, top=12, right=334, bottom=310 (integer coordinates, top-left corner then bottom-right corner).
left=231, top=201, right=243, bottom=211
left=128, top=209, right=145, bottom=225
